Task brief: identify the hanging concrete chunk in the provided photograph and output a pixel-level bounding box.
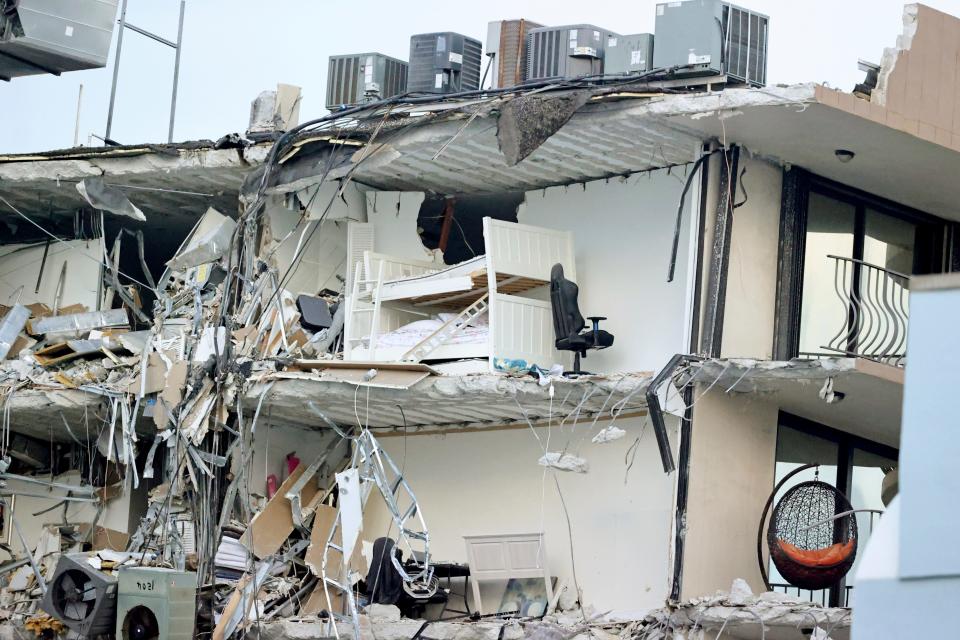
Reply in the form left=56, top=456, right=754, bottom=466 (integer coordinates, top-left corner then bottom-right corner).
left=538, top=452, right=589, bottom=473
left=76, top=177, right=146, bottom=222
left=497, top=90, right=591, bottom=166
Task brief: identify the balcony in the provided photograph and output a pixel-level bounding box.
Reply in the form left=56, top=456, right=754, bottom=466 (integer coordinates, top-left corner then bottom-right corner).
left=822, top=255, right=910, bottom=366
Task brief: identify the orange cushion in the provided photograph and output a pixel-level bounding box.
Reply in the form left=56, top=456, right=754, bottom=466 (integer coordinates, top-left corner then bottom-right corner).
left=777, top=539, right=854, bottom=568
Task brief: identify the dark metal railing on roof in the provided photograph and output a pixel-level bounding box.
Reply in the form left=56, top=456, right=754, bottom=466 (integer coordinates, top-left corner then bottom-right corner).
left=823, top=255, right=910, bottom=366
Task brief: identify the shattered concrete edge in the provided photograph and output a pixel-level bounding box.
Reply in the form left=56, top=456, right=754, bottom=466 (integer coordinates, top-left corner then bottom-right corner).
left=873, top=3, right=920, bottom=107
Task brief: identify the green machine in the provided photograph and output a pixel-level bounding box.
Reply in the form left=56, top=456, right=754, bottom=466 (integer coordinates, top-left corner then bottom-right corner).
left=116, top=567, right=197, bottom=640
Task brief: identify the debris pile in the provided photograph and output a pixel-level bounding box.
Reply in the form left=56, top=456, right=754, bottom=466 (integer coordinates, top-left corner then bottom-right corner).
left=628, top=580, right=851, bottom=640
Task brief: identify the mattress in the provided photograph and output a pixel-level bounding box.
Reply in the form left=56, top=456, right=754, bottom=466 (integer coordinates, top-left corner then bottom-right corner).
left=382, top=255, right=486, bottom=286
left=366, top=313, right=488, bottom=349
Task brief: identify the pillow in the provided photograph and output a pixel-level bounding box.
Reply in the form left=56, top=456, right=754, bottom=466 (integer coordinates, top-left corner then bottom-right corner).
left=776, top=539, right=855, bottom=568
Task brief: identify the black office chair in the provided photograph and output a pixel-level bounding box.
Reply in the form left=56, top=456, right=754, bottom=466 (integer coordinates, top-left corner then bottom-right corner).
left=549, top=263, right=613, bottom=375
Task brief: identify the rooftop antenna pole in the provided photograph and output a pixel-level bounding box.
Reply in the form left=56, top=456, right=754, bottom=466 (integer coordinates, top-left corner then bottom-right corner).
left=168, top=1, right=185, bottom=143
left=74, top=83, right=84, bottom=147
left=104, top=0, right=129, bottom=141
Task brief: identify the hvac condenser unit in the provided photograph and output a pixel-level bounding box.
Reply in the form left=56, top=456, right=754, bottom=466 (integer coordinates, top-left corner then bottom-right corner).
left=41, top=554, right=118, bottom=637
left=116, top=567, right=198, bottom=640
left=326, top=52, right=408, bottom=109
left=485, top=19, right=543, bottom=88
left=525, top=24, right=619, bottom=82
left=605, top=33, right=655, bottom=75
left=653, top=0, right=768, bottom=86
left=408, top=32, right=482, bottom=94
left=0, top=0, right=119, bottom=81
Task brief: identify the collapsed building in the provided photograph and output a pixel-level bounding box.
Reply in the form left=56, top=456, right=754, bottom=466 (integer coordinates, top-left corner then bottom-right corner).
left=1, top=4, right=959, bottom=640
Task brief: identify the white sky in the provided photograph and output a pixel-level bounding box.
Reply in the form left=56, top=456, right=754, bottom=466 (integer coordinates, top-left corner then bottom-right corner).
left=2, top=0, right=960, bottom=154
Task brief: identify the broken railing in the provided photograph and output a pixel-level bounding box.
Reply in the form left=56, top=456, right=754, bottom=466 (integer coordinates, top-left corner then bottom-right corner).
left=824, top=255, right=910, bottom=366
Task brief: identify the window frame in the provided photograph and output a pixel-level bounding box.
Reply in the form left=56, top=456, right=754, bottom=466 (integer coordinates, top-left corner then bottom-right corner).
left=774, top=169, right=949, bottom=360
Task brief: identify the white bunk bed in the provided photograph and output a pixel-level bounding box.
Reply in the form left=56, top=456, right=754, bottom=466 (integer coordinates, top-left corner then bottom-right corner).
left=344, top=218, right=575, bottom=372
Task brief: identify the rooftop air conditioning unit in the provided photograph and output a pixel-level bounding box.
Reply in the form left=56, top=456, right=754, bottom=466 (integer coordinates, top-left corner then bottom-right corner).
left=0, top=0, right=119, bottom=81
left=408, top=32, right=482, bottom=94
left=525, top=24, right=619, bottom=82
left=605, top=33, right=655, bottom=75
left=653, top=0, right=768, bottom=87
left=116, top=567, right=198, bottom=640
left=40, top=554, right=118, bottom=637
left=326, top=52, right=408, bottom=110
left=485, top=19, right=543, bottom=88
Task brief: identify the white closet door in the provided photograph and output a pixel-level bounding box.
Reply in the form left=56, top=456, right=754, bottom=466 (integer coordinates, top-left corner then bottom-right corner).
left=345, top=221, right=375, bottom=292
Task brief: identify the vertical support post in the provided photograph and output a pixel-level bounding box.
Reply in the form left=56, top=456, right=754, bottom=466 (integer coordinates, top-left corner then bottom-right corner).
left=168, top=0, right=186, bottom=143
left=700, top=145, right=740, bottom=358
left=105, top=0, right=129, bottom=141
left=772, top=167, right=808, bottom=360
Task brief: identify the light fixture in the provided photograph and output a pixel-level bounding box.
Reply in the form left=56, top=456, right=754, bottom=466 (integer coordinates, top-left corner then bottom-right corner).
left=835, top=149, right=856, bottom=163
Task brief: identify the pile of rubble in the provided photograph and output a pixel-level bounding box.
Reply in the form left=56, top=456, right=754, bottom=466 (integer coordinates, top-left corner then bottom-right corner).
left=628, top=580, right=851, bottom=640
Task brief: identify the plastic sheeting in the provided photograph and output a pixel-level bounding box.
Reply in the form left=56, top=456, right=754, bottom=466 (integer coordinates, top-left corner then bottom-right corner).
left=76, top=177, right=146, bottom=222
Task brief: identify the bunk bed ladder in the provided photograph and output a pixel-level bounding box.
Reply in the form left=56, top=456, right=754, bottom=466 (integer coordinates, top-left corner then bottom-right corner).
left=345, top=260, right=385, bottom=358
left=401, top=293, right=489, bottom=362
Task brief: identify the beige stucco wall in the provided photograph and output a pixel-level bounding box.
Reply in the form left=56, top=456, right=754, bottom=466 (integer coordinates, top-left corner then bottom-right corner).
left=681, top=388, right=778, bottom=598
left=362, top=415, right=677, bottom=617
left=719, top=155, right=783, bottom=359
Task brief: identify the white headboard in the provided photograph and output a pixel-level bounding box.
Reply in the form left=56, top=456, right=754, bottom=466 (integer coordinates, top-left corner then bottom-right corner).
left=483, top=218, right=575, bottom=282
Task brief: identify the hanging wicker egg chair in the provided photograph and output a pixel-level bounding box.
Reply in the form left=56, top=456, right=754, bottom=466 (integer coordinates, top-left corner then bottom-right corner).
left=766, top=480, right=858, bottom=591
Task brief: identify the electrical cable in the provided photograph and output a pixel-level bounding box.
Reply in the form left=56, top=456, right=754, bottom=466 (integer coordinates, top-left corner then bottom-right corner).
left=666, top=149, right=722, bottom=283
